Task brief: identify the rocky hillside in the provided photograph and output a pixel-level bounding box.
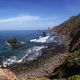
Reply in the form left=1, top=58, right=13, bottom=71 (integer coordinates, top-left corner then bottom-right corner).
left=51, top=14, right=80, bottom=52
left=48, top=14, right=80, bottom=79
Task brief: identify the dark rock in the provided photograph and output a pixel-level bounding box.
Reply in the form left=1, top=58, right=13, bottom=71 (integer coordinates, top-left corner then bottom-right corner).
left=7, top=38, right=21, bottom=48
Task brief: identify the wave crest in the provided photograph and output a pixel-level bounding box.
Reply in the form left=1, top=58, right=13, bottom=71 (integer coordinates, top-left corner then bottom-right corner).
left=2, top=45, right=47, bottom=67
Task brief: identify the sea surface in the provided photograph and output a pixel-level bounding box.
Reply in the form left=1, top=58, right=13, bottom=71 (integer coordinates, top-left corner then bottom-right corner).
left=0, top=30, right=47, bottom=67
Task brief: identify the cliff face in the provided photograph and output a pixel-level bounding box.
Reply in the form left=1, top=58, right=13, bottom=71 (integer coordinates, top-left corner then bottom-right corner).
left=48, top=14, right=80, bottom=79
left=51, top=14, right=80, bottom=52
left=69, top=26, right=80, bottom=52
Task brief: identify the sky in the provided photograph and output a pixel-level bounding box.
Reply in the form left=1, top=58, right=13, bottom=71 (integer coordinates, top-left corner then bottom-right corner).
left=0, top=0, right=80, bottom=30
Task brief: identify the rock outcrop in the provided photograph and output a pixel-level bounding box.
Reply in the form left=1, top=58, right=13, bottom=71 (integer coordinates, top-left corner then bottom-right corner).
left=68, top=25, right=80, bottom=52
left=0, top=68, right=18, bottom=80
left=6, top=38, right=22, bottom=48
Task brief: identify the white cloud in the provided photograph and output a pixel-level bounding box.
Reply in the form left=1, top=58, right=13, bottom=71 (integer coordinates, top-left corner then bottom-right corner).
left=0, top=14, right=56, bottom=30
left=0, top=15, right=40, bottom=23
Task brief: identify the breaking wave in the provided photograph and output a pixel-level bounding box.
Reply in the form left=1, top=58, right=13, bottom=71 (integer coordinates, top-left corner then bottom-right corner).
left=2, top=45, right=47, bottom=67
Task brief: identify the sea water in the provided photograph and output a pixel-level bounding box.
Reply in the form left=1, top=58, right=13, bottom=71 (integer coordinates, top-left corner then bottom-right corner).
left=0, top=30, right=48, bottom=67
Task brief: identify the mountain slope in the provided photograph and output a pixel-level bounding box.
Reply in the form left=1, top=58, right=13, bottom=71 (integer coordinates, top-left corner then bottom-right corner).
left=51, top=14, right=80, bottom=52
left=51, top=14, right=80, bottom=37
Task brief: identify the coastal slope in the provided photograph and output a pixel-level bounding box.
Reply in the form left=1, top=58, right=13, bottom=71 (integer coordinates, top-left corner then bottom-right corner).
left=50, top=14, right=80, bottom=79
left=51, top=14, right=80, bottom=52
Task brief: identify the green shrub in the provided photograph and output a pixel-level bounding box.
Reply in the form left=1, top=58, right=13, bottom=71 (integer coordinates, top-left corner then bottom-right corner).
left=69, top=75, right=80, bottom=80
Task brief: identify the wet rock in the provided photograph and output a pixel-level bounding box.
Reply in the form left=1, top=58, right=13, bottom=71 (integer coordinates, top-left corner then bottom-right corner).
left=6, top=38, right=21, bottom=48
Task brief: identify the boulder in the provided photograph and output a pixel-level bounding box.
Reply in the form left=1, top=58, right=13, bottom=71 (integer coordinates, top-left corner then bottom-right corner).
left=0, top=68, right=18, bottom=80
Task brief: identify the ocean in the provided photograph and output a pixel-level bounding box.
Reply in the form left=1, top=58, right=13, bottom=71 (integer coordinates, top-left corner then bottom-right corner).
left=0, top=30, right=47, bottom=67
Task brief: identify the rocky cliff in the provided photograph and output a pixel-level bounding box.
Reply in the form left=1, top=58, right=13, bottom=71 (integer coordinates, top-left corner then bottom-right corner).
left=51, top=14, right=80, bottom=52
left=49, top=14, right=80, bottom=79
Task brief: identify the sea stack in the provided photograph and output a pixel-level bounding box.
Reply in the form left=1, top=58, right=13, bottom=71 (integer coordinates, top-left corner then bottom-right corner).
left=6, top=38, right=21, bottom=48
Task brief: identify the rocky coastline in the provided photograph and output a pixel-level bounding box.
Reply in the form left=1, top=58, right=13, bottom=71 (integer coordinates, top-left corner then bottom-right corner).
left=0, top=14, right=80, bottom=80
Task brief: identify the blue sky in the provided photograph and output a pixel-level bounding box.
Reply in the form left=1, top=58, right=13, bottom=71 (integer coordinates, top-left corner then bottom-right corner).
left=0, top=0, right=80, bottom=30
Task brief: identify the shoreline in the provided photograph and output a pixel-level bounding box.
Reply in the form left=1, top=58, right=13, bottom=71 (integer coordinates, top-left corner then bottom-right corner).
left=7, top=44, right=67, bottom=78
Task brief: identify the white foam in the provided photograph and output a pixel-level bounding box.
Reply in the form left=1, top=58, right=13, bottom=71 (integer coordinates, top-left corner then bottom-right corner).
left=18, top=45, right=47, bottom=62
left=2, top=46, right=47, bottom=67
left=20, top=41, right=25, bottom=45
left=30, top=35, right=63, bottom=44
left=3, top=56, right=17, bottom=67
left=5, top=41, right=11, bottom=47
left=30, top=36, right=49, bottom=43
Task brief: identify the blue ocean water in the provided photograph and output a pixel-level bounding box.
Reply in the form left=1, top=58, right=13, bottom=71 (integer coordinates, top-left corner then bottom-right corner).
left=0, top=30, right=47, bottom=65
